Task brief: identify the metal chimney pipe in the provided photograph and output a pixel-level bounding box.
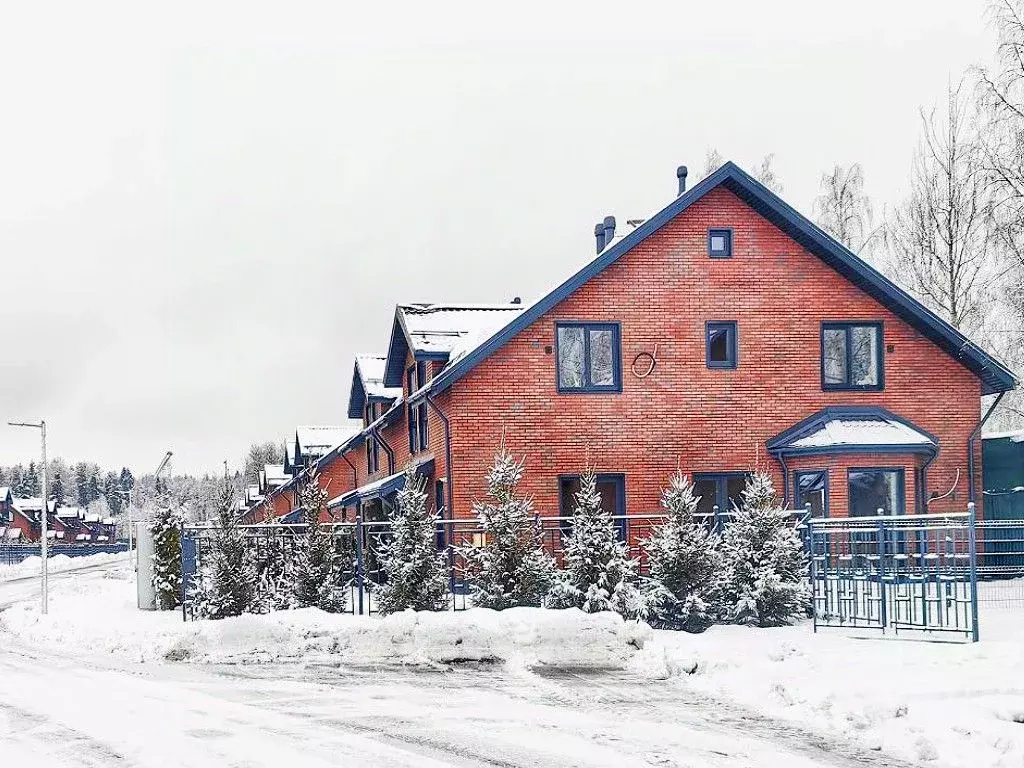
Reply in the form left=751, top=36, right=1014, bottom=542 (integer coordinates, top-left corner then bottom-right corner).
left=594, top=222, right=606, bottom=253
left=677, top=165, right=688, bottom=195
left=602, top=216, right=616, bottom=247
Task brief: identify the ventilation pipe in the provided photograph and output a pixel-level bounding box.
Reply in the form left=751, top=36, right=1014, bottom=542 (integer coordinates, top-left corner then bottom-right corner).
left=602, top=216, right=616, bottom=247
left=677, top=165, right=688, bottom=195
left=594, top=222, right=606, bottom=253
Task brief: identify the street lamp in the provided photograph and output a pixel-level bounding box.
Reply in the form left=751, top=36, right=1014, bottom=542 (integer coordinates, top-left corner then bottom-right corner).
left=8, top=420, right=48, bottom=615
left=127, top=451, right=173, bottom=569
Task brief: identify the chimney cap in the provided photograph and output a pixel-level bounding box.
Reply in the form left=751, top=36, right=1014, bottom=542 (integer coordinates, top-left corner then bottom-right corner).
left=677, top=165, right=688, bottom=179
left=511, top=296, right=522, bottom=305
left=603, top=215, right=616, bottom=228
left=594, top=222, right=605, bottom=235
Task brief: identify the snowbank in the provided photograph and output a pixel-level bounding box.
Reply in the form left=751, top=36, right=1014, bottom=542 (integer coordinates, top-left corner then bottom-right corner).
left=634, top=608, right=1024, bottom=768
left=0, top=563, right=647, bottom=670
left=0, top=550, right=128, bottom=583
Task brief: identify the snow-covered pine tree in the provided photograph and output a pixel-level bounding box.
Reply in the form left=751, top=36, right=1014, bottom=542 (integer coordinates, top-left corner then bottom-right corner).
left=641, top=471, right=722, bottom=632
left=548, top=470, right=639, bottom=616
left=192, top=482, right=257, bottom=619
left=25, top=461, right=40, bottom=496
left=461, top=448, right=556, bottom=609
left=375, top=466, right=449, bottom=614
left=150, top=505, right=184, bottom=610
left=290, top=475, right=346, bottom=613
left=253, top=531, right=293, bottom=612
left=718, top=472, right=809, bottom=627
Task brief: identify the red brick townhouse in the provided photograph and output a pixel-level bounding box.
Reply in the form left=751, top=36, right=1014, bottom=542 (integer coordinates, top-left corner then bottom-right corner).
left=262, top=161, right=1016, bottom=527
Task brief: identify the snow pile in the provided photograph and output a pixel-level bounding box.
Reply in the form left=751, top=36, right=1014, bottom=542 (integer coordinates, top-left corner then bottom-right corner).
left=0, top=550, right=128, bottom=583
left=636, top=608, right=1024, bottom=768
left=1, top=563, right=647, bottom=670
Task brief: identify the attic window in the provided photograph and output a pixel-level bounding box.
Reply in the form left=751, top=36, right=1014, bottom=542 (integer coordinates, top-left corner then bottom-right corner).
left=708, top=229, right=733, bottom=258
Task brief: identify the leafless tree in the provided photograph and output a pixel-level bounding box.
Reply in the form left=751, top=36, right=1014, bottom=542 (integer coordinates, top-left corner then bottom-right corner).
left=751, top=153, right=783, bottom=194
left=703, top=148, right=724, bottom=177
left=886, top=81, right=999, bottom=336
left=813, top=163, right=882, bottom=261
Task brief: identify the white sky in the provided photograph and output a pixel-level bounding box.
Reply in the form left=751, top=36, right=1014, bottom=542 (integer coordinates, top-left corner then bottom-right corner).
left=0, top=0, right=1000, bottom=475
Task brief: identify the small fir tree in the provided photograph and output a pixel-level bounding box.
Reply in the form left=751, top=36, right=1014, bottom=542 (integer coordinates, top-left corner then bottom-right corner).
left=461, top=448, right=556, bottom=609
left=49, top=470, right=66, bottom=508
left=291, top=475, right=346, bottom=612
left=192, top=482, right=257, bottom=619
left=642, top=472, right=722, bottom=632
left=718, top=472, right=809, bottom=627
left=375, top=466, right=449, bottom=614
left=253, top=532, right=294, bottom=612
left=548, top=470, right=639, bottom=615
left=150, top=505, right=184, bottom=610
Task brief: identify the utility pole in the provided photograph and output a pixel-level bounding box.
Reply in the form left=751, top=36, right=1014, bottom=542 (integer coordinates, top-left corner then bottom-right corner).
left=128, top=451, right=173, bottom=570
left=9, top=420, right=48, bottom=615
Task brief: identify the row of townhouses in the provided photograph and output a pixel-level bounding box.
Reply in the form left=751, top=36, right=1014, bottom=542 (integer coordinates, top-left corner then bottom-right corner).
left=0, top=487, right=117, bottom=543
left=243, top=161, right=1017, bottom=529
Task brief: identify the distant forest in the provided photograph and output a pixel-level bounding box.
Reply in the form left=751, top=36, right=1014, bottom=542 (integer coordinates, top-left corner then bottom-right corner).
left=0, top=461, right=134, bottom=515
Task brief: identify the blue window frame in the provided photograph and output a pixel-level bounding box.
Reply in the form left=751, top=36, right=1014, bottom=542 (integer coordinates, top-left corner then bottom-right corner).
left=708, top=228, right=733, bottom=258
left=848, top=467, right=905, bottom=516
left=555, top=322, right=622, bottom=393
left=366, top=431, right=379, bottom=475
left=794, top=469, right=828, bottom=517
left=406, top=366, right=418, bottom=454
left=705, top=321, right=737, bottom=369
left=821, top=322, right=884, bottom=391
left=407, top=362, right=429, bottom=454
left=693, top=472, right=748, bottom=516
left=558, top=473, right=626, bottom=540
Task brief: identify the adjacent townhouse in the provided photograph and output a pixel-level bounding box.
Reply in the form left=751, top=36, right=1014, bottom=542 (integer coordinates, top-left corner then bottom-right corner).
left=255, top=161, right=1016, bottom=529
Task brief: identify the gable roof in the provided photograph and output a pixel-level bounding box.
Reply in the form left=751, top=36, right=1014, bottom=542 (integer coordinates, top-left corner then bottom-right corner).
left=426, top=161, right=1017, bottom=397
left=295, top=426, right=360, bottom=460
left=766, top=406, right=939, bottom=457
left=347, top=354, right=402, bottom=419
left=383, top=303, right=526, bottom=387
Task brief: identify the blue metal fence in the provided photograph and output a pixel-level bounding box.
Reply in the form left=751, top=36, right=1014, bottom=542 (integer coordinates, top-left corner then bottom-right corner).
left=0, top=542, right=129, bottom=566
left=807, top=508, right=979, bottom=641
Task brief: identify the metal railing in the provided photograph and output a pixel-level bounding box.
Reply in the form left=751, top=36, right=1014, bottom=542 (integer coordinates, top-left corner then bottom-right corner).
left=0, top=542, right=129, bottom=566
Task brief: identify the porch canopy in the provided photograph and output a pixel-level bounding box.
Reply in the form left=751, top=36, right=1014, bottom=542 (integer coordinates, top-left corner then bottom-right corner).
left=767, top=406, right=938, bottom=458
left=328, top=458, right=434, bottom=510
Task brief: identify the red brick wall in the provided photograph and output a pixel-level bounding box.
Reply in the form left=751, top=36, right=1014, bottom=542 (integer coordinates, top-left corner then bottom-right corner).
left=439, top=186, right=982, bottom=521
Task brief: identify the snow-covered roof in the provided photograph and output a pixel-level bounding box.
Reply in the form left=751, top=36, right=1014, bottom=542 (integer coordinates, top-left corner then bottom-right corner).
left=356, top=355, right=402, bottom=400
left=398, top=304, right=526, bottom=357
left=262, top=463, right=289, bottom=486
left=75, top=533, right=90, bottom=541
left=13, top=497, right=54, bottom=513
left=6, top=529, right=21, bottom=540
left=767, top=407, right=938, bottom=457
left=984, top=429, right=1024, bottom=443
left=84, top=513, right=101, bottom=523
left=57, top=507, right=85, bottom=519
left=295, top=426, right=360, bottom=459
left=102, top=517, right=116, bottom=525
left=0, top=486, right=10, bottom=499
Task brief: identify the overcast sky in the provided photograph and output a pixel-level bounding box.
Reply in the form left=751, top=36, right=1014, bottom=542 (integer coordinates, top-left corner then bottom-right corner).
left=0, top=0, right=1000, bottom=475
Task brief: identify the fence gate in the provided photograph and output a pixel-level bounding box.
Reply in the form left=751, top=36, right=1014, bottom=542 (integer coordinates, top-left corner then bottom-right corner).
left=806, top=509, right=979, bottom=641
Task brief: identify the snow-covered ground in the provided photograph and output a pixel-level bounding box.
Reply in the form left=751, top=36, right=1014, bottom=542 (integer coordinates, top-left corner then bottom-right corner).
left=2, top=563, right=1022, bottom=767
left=0, top=550, right=127, bottom=583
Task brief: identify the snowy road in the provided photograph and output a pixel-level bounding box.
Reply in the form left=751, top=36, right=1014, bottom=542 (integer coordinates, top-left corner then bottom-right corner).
left=0, top=565, right=923, bottom=768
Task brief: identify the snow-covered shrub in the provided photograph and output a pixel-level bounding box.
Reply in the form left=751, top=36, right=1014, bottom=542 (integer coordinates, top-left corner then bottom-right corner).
left=718, top=472, right=809, bottom=627
left=291, top=475, right=347, bottom=613
left=191, top=484, right=258, bottom=619
left=150, top=505, right=184, bottom=610
left=548, top=470, right=639, bottom=616
left=461, top=448, right=556, bottom=609
left=376, top=466, right=449, bottom=614
left=641, top=471, right=721, bottom=632
left=253, top=532, right=295, bottom=612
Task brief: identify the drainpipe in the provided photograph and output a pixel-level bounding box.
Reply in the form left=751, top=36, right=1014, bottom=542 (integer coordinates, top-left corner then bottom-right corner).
left=967, top=392, right=1005, bottom=504
left=919, top=451, right=937, bottom=513
left=371, top=426, right=395, bottom=475
left=341, top=450, right=358, bottom=487
left=424, top=394, right=454, bottom=522
left=773, top=452, right=790, bottom=507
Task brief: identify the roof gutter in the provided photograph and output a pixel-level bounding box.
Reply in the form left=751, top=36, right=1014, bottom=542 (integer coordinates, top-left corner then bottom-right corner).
left=371, top=425, right=395, bottom=475
left=968, top=392, right=1005, bottom=504
left=424, top=394, right=454, bottom=521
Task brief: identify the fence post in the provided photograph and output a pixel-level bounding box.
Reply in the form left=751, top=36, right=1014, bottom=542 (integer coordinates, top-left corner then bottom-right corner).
left=180, top=523, right=196, bottom=623
left=876, top=510, right=888, bottom=632
left=713, top=504, right=721, bottom=533
left=967, top=501, right=980, bottom=643
left=355, top=514, right=365, bottom=616
left=808, top=518, right=818, bottom=633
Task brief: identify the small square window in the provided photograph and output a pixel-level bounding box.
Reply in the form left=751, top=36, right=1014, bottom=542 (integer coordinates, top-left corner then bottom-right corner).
left=708, top=229, right=733, bottom=258
left=706, top=321, right=737, bottom=369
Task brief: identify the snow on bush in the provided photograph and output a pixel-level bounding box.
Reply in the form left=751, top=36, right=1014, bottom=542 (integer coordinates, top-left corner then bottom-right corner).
left=718, top=472, right=808, bottom=627
left=375, top=467, right=449, bottom=614
left=150, top=505, right=183, bottom=610
left=641, top=471, right=722, bottom=632
left=289, top=475, right=347, bottom=613
left=547, top=469, right=640, bottom=616
left=461, top=447, right=556, bottom=609
left=189, top=484, right=258, bottom=619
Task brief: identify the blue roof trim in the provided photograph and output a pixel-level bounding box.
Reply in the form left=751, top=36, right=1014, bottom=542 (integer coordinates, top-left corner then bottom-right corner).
left=329, top=459, right=435, bottom=509
left=346, top=364, right=367, bottom=420
left=383, top=313, right=411, bottom=389
left=428, top=161, right=1016, bottom=397
left=766, top=406, right=940, bottom=456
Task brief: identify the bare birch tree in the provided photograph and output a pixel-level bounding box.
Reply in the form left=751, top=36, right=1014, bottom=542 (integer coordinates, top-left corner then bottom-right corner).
left=813, top=164, right=880, bottom=262
left=886, top=82, right=997, bottom=335
left=701, top=149, right=782, bottom=194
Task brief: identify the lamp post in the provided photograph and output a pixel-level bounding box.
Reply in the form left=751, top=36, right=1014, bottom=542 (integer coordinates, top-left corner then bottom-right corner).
left=8, top=420, right=48, bottom=615
left=127, top=451, right=173, bottom=570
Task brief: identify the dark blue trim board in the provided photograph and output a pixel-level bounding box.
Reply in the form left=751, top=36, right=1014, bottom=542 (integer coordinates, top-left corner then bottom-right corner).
left=766, top=406, right=940, bottom=457
left=347, top=365, right=367, bottom=419
left=708, top=228, right=733, bottom=258
left=428, top=161, right=1016, bottom=397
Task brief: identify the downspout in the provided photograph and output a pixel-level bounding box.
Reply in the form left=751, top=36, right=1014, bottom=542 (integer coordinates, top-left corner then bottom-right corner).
left=919, top=450, right=937, bottom=513
left=341, top=450, right=358, bottom=522
left=371, top=426, right=395, bottom=475
left=424, top=394, right=454, bottom=522
left=967, top=392, right=1005, bottom=504
left=772, top=450, right=790, bottom=507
